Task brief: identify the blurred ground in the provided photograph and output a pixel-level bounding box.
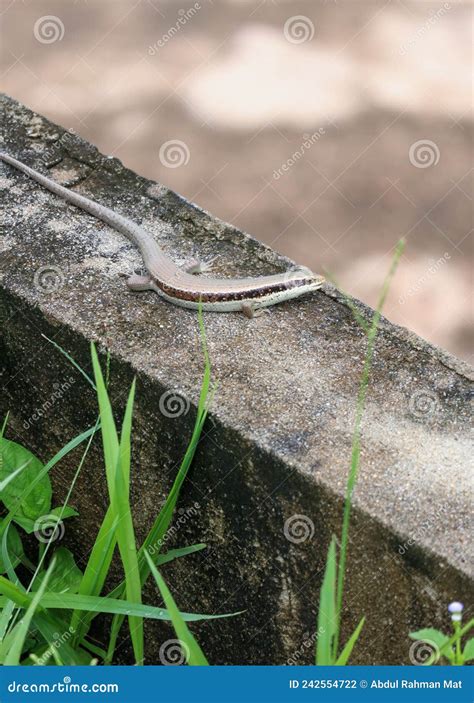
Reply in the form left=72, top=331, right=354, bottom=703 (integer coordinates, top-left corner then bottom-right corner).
left=0, top=0, right=472, bottom=361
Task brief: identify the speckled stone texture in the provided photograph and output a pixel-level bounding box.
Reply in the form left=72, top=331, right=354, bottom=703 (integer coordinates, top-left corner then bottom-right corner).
left=1, top=93, right=472, bottom=665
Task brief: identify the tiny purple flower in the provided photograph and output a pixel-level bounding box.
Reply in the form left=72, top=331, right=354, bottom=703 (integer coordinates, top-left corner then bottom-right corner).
left=448, top=602, right=464, bottom=622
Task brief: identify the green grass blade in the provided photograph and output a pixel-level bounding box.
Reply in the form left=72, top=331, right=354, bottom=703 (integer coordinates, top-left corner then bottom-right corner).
left=0, top=591, right=239, bottom=622
left=70, top=508, right=118, bottom=644
left=333, top=239, right=404, bottom=659
left=113, top=379, right=144, bottom=664
left=105, top=306, right=212, bottom=662
left=89, top=345, right=143, bottom=663
left=90, top=343, right=119, bottom=488
left=41, top=334, right=96, bottom=389
left=145, top=552, right=209, bottom=665
left=316, top=536, right=337, bottom=665
left=156, top=544, right=207, bottom=567
left=335, top=616, right=365, bottom=665
left=1, top=522, right=20, bottom=586
left=0, top=413, right=9, bottom=439
left=3, top=557, right=55, bottom=665
left=0, top=523, right=21, bottom=648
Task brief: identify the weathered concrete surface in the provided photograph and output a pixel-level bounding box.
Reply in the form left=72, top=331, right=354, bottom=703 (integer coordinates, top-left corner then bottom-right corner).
left=0, top=94, right=472, bottom=665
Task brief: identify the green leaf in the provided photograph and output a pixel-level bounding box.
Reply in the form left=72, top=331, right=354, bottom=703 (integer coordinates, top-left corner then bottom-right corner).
left=462, top=638, right=474, bottom=662
left=335, top=616, right=365, bottom=665
left=316, top=536, right=337, bottom=665
left=0, top=439, right=51, bottom=521
left=145, top=552, right=209, bottom=665
left=3, top=426, right=96, bottom=528
left=0, top=520, right=23, bottom=574
left=3, top=556, right=55, bottom=664
left=35, top=548, right=83, bottom=594
left=50, top=506, right=79, bottom=520
left=12, top=507, right=77, bottom=534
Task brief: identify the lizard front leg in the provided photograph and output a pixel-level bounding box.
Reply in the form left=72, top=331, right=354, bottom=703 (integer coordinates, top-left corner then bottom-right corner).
left=184, top=256, right=218, bottom=275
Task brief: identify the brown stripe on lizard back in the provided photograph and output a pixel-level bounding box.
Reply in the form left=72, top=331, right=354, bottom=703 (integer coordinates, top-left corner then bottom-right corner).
left=156, top=280, right=292, bottom=303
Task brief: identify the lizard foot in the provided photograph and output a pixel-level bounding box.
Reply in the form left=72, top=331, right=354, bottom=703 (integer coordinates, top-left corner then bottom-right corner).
left=126, top=274, right=153, bottom=292
left=241, top=303, right=271, bottom=319
left=184, top=256, right=218, bottom=275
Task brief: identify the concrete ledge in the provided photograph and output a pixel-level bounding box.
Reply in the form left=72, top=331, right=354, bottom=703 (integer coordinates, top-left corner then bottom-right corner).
left=0, top=94, right=472, bottom=664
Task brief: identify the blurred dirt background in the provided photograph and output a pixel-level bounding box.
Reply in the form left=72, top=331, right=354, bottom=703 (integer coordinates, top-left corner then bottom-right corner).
left=1, top=0, right=472, bottom=361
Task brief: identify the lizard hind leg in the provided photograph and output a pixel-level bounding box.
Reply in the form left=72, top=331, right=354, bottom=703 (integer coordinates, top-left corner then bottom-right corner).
left=126, top=274, right=154, bottom=292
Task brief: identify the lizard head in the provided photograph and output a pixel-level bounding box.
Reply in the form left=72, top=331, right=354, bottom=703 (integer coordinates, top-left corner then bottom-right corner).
left=283, top=267, right=325, bottom=292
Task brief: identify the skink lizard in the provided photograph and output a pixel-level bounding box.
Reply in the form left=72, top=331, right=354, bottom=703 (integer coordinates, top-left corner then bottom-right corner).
left=0, top=152, right=324, bottom=317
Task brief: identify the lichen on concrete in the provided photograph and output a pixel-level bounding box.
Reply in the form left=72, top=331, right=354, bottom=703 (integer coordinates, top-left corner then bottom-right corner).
left=0, top=93, right=472, bottom=664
